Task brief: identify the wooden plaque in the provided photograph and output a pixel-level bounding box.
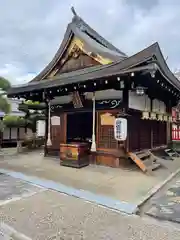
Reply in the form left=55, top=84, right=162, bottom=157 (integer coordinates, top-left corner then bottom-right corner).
left=100, top=113, right=115, bottom=126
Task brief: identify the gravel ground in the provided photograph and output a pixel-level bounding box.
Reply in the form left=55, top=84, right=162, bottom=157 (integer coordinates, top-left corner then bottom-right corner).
left=0, top=190, right=180, bottom=240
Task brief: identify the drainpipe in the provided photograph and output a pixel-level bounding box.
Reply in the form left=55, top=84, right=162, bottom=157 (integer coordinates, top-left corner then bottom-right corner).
left=91, top=92, right=96, bottom=152
left=47, top=100, right=52, bottom=146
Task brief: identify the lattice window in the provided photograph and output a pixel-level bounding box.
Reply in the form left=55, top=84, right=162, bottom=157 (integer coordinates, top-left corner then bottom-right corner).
left=98, top=125, right=117, bottom=149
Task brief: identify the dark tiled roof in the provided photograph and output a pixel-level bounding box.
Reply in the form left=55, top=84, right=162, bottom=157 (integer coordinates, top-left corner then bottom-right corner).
left=72, top=14, right=127, bottom=57
left=31, top=10, right=127, bottom=82
left=8, top=42, right=180, bottom=95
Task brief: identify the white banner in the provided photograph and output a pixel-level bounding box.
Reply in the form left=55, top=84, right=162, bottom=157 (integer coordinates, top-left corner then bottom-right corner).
left=152, top=99, right=166, bottom=114
left=3, top=128, right=10, bottom=140
left=129, top=91, right=151, bottom=111
left=11, top=128, right=18, bottom=139
left=36, top=120, right=45, bottom=137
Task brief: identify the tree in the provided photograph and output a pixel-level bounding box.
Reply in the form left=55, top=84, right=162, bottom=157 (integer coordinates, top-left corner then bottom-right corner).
left=0, top=77, right=11, bottom=132
left=0, top=76, right=11, bottom=114
left=18, top=100, right=46, bottom=148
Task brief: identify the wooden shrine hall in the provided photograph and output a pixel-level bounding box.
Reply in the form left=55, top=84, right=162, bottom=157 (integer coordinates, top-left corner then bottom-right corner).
left=8, top=8, right=180, bottom=172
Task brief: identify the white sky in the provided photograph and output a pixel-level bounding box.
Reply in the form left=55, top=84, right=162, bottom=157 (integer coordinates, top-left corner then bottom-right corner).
left=0, top=0, right=180, bottom=84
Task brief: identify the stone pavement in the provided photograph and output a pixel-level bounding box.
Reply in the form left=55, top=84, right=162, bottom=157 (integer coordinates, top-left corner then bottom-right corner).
left=0, top=173, right=45, bottom=206
left=0, top=149, right=180, bottom=209
left=0, top=173, right=44, bottom=240
left=0, top=172, right=180, bottom=239
left=1, top=187, right=180, bottom=240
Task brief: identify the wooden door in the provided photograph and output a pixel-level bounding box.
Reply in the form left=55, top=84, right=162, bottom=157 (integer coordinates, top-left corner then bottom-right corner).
left=50, top=113, right=67, bottom=152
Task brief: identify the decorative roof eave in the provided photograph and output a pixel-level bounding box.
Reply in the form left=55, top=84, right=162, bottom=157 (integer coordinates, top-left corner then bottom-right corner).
left=8, top=42, right=180, bottom=96
left=154, top=46, right=180, bottom=90
left=7, top=64, right=155, bottom=96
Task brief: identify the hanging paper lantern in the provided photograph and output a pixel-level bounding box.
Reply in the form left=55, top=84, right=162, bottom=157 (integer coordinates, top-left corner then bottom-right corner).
left=142, top=111, right=149, bottom=120
left=168, top=115, right=173, bottom=122
left=163, top=115, right=168, bottom=122
left=157, top=114, right=163, bottom=121
left=150, top=112, right=156, bottom=120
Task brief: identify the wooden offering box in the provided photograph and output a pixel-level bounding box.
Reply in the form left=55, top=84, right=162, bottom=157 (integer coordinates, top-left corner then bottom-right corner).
left=60, top=142, right=90, bottom=168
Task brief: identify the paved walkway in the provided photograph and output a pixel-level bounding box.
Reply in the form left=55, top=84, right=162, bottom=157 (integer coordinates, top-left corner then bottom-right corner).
left=0, top=149, right=180, bottom=207
left=0, top=173, right=40, bottom=240
left=0, top=171, right=180, bottom=239
left=1, top=187, right=180, bottom=240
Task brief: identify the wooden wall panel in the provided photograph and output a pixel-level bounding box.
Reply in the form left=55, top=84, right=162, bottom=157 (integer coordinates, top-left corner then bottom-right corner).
left=152, top=121, right=159, bottom=147
left=128, top=117, right=151, bottom=152
left=152, top=121, right=167, bottom=147
left=129, top=117, right=167, bottom=151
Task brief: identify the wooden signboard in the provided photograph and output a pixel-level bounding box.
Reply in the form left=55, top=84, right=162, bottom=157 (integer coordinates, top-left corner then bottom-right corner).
left=51, top=116, right=61, bottom=126
left=100, top=113, right=115, bottom=126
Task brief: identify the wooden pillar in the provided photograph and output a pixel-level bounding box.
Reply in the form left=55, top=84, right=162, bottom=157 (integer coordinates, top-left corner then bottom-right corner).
left=150, top=99, right=153, bottom=149
left=91, top=92, right=96, bottom=152
left=123, top=80, right=129, bottom=152
left=44, top=101, right=48, bottom=157
left=166, top=100, right=172, bottom=145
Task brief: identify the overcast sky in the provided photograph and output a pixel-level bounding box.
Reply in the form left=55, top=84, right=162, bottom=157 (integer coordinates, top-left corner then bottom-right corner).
left=0, top=0, right=180, bottom=85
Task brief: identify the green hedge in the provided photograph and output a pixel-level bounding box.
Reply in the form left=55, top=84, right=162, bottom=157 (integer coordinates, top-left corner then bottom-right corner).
left=3, top=115, right=26, bottom=127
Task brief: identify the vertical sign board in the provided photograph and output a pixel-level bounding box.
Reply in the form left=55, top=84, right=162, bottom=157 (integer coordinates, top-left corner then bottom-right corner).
left=36, top=120, right=46, bottom=137
left=114, top=118, right=127, bottom=141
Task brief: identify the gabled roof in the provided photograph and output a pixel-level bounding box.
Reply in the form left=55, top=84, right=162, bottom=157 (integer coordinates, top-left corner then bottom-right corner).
left=31, top=7, right=127, bottom=82
left=71, top=7, right=126, bottom=56
left=8, top=42, right=180, bottom=96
